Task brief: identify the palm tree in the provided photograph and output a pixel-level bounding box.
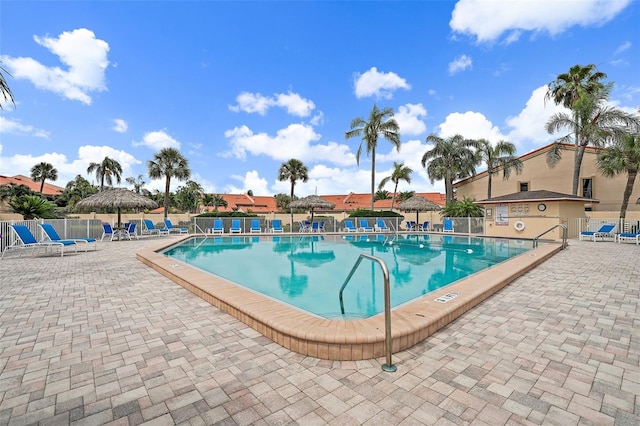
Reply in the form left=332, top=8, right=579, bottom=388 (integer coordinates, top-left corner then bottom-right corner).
left=30, top=162, right=58, bottom=194
left=87, top=157, right=123, bottom=191
left=147, top=148, right=191, bottom=219
left=546, top=85, right=639, bottom=195
left=278, top=158, right=309, bottom=225
left=211, top=194, right=228, bottom=211
left=346, top=104, right=401, bottom=211
left=0, top=61, right=15, bottom=109
left=125, top=174, right=146, bottom=194
left=421, top=134, right=479, bottom=203
left=0, top=183, right=33, bottom=202
left=475, top=139, right=523, bottom=199
left=596, top=133, right=640, bottom=219
left=545, top=64, right=607, bottom=109
left=374, top=189, right=390, bottom=201
left=378, top=162, right=413, bottom=210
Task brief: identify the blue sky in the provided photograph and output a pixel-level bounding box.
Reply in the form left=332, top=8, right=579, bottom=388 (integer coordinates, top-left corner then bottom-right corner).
left=1, top=0, right=639, bottom=197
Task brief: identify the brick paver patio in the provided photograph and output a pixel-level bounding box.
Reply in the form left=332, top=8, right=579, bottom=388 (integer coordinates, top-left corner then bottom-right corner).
left=1, top=237, right=638, bottom=425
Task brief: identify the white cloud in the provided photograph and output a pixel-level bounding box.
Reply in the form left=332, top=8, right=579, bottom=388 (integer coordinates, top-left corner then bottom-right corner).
left=112, top=119, right=128, bottom=133
left=394, top=103, right=427, bottom=136
left=228, top=91, right=315, bottom=117
left=225, top=170, right=269, bottom=195
left=1, top=28, right=110, bottom=104
left=450, top=0, right=632, bottom=43
left=0, top=116, right=50, bottom=138
left=353, top=67, right=410, bottom=99
left=132, top=130, right=181, bottom=150
left=221, top=123, right=355, bottom=166
left=436, top=111, right=506, bottom=142
left=448, top=54, right=472, bottom=75
left=504, top=85, right=569, bottom=148
left=614, top=41, right=632, bottom=55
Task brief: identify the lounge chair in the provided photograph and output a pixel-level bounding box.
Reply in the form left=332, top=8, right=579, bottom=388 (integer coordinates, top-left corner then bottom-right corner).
left=101, top=223, right=115, bottom=241
left=375, top=219, right=390, bottom=232
left=443, top=219, right=454, bottom=233
left=2, top=224, right=76, bottom=259
left=271, top=219, right=284, bottom=233
left=579, top=223, right=616, bottom=242
left=359, top=219, right=374, bottom=232
left=311, top=222, right=320, bottom=232
left=299, top=221, right=312, bottom=232
left=164, top=219, right=189, bottom=234
left=419, top=221, right=430, bottom=231
left=122, top=222, right=139, bottom=240
left=39, top=223, right=97, bottom=251
left=250, top=219, right=262, bottom=233
left=319, top=221, right=326, bottom=233
left=343, top=220, right=357, bottom=232
left=405, top=221, right=417, bottom=231
left=617, top=231, right=640, bottom=245
left=211, top=219, right=224, bottom=234
left=229, top=219, right=242, bottom=233
left=142, top=219, right=169, bottom=236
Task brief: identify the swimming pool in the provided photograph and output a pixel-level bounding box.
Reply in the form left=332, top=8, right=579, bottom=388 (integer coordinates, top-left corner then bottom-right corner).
left=161, top=234, right=533, bottom=319
left=138, top=233, right=562, bottom=360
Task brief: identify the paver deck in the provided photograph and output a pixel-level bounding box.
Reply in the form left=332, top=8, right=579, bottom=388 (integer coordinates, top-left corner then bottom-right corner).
left=0, top=236, right=638, bottom=425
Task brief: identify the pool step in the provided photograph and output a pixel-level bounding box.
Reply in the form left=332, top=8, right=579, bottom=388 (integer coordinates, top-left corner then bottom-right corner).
left=321, top=312, right=370, bottom=320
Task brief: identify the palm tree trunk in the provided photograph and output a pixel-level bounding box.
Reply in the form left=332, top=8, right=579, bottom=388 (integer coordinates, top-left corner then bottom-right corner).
left=620, top=171, right=637, bottom=220
left=290, top=182, right=295, bottom=230
left=370, top=148, right=376, bottom=211
left=391, top=182, right=398, bottom=211
left=39, top=180, right=45, bottom=194
left=164, top=177, right=171, bottom=219
left=487, top=173, right=492, bottom=199
left=572, top=146, right=586, bottom=196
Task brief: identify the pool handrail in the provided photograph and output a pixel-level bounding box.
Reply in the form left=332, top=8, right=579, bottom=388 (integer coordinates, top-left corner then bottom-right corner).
left=339, top=253, right=396, bottom=372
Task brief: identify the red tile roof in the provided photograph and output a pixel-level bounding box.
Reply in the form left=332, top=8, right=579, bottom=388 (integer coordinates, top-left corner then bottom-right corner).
left=0, top=174, right=64, bottom=196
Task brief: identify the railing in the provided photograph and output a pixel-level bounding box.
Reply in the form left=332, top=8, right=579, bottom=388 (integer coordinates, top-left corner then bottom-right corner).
left=338, top=253, right=396, bottom=372
left=533, top=224, right=568, bottom=249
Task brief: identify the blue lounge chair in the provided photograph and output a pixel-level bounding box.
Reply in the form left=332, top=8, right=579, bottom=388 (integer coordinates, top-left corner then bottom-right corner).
left=405, top=221, right=416, bottom=231
left=123, top=222, right=139, bottom=240
left=319, top=221, right=326, bottom=233
left=229, top=219, right=242, bottom=233
left=343, top=220, right=357, bottom=232
left=359, top=219, right=374, bottom=232
left=271, top=219, right=284, bottom=233
left=443, top=219, right=454, bottom=233
left=311, top=221, right=320, bottom=232
left=39, top=223, right=97, bottom=251
left=2, top=225, right=76, bottom=259
left=579, top=223, right=616, bottom=242
left=101, top=223, right=115, bottom=241
left=211, top=219, right=224, bottom=234
left=419, top=221, right=430, bottom=231
left=617, top=231, right=640, bottom=245
left=376, top=219, right=390, bottom=232
left=143, top=219, right=169, bottom=236
left=299, top=221, right=312, bottom=232
left=164, top=219, right=189, bottom=234
left=250, top=219, right=262, bottom=233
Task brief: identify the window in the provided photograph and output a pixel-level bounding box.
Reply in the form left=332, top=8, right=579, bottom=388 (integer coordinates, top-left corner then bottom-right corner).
left=519, top=182, right=529, bottom=192
left=582, top=178, right=593, bottom=198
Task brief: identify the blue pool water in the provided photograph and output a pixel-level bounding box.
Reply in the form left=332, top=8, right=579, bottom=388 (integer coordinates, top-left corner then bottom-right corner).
left=161, top=234, right=534, bottom=319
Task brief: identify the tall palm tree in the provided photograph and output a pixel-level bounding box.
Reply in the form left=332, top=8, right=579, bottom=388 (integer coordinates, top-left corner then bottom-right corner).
left=346, top=104, right=401, bottom=211
left=278, top=158, right=309, bottom=225
left=378, top=162, right=413, bottom=210
left=596, top=133, right=640, bottom=219
left=475, top=139, right=523, bottom=199
left=0, top=61, right=15, bottom=109
left=545, top=64, right=607, bottom=109
left=546, top=85, right=639, bottom=195
left=30, top=162, right=58, bottom=194
left=147, top=148, right=191, bottom=219
left=125, top=174, right=146, bottom=194
left=87, top=157, right=123, bottom=191
left=421, top=134, right=479, bottom=203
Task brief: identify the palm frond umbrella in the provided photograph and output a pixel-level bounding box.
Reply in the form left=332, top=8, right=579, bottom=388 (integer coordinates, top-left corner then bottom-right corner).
left=397, top=195, right=442, bottom=225
left=75, top=188, right=158, bottom=228
left=287, top=195, right=335, bottom=223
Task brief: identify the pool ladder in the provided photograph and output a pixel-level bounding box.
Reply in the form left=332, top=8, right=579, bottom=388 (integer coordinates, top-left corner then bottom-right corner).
left=339, top=253, right=396, bottom=372
left=533, top=224, right=568, bottom=249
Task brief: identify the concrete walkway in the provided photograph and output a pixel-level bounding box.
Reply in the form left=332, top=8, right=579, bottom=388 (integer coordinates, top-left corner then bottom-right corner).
left=0, top=237, right=638, bottom=425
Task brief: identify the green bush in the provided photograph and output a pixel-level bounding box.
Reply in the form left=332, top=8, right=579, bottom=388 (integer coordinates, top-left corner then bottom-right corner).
left=348, top=209, right=403, bottom=218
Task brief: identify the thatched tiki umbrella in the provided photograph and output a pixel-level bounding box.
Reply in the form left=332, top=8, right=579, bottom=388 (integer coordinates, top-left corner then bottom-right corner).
left=75, top=188, right=158, bottom=228
left=287, top=195, right=335, bottom=223
left=397, top=195, right=442, bottom=225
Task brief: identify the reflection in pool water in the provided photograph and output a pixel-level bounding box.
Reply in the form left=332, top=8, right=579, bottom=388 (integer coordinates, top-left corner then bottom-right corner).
left=161, top=234, right=533, bottom=319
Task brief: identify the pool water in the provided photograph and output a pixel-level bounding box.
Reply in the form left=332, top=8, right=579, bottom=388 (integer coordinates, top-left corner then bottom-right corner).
left=161, top=234, right=534, bottom=319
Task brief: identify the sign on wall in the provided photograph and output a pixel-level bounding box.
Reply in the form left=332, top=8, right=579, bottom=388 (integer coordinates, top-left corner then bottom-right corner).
left=496, top=204, right=509, bottom=226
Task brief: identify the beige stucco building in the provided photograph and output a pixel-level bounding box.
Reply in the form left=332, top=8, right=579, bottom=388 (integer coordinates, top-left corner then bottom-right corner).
left=453, top=142, right=640, bottom=213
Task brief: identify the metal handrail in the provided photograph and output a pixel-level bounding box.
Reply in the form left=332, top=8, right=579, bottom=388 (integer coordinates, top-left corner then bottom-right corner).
left=338, top=253, right=396, bottom=372
left=533, top=223, right=568, bottom=249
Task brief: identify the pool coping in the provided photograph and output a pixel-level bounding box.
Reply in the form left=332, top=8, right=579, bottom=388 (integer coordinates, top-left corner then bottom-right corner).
left=137, top=233, right=563, bottom=361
